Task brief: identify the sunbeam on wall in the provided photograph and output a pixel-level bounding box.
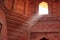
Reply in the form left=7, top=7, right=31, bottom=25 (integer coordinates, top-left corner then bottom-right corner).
left=25, top=14, right=43, bottom=30
left=23, top=2, right=48, bottom=31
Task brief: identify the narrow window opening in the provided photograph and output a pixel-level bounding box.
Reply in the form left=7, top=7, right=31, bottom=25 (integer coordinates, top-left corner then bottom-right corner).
left=39, top=2, right=48, bottom=15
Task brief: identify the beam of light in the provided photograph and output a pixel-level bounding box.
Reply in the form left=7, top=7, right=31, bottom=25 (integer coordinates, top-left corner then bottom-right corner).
left=24, top=14, right=43, bottom=31
left=23, top=2, right=48, bottom=31
left=39, top=2, right=48, bottom=15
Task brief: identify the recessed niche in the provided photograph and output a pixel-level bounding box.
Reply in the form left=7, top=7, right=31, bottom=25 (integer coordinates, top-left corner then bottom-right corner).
left=40, top=37, right=49, bottom=40
left=0, top=23, right=2, bottom=33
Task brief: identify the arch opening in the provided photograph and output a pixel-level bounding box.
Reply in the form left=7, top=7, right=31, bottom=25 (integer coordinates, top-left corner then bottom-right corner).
left=39, top=2, right=48, bottom=15
left=40, top=37, right=49, bottom=40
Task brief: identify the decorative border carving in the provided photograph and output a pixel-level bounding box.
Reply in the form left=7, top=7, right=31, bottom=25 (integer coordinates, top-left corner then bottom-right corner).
left=30, top=32, right=59, bottom=40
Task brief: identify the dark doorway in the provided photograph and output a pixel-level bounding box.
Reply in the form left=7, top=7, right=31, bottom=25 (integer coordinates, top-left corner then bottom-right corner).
left=40, top=37, right=49, bottom=40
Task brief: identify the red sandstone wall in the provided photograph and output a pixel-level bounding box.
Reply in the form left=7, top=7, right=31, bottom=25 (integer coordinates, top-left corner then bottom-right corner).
left=4, top=0, right=60, bottom=16
left=2, top=0, right=60, bottom=40
left=13, top=0, right=25, bottom=14
left=4, top=0, right=28, bottom=16
left=4, top=0, right=13, bottom=10
left=0, top=8, right=7, bottom=40
left=27, top=0, right=60, bottom=40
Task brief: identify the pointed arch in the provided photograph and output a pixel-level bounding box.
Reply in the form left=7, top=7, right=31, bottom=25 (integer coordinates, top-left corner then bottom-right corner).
left=40, top=37, right=49, bottom=40
left=39, top=2, right=48, bottom=15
